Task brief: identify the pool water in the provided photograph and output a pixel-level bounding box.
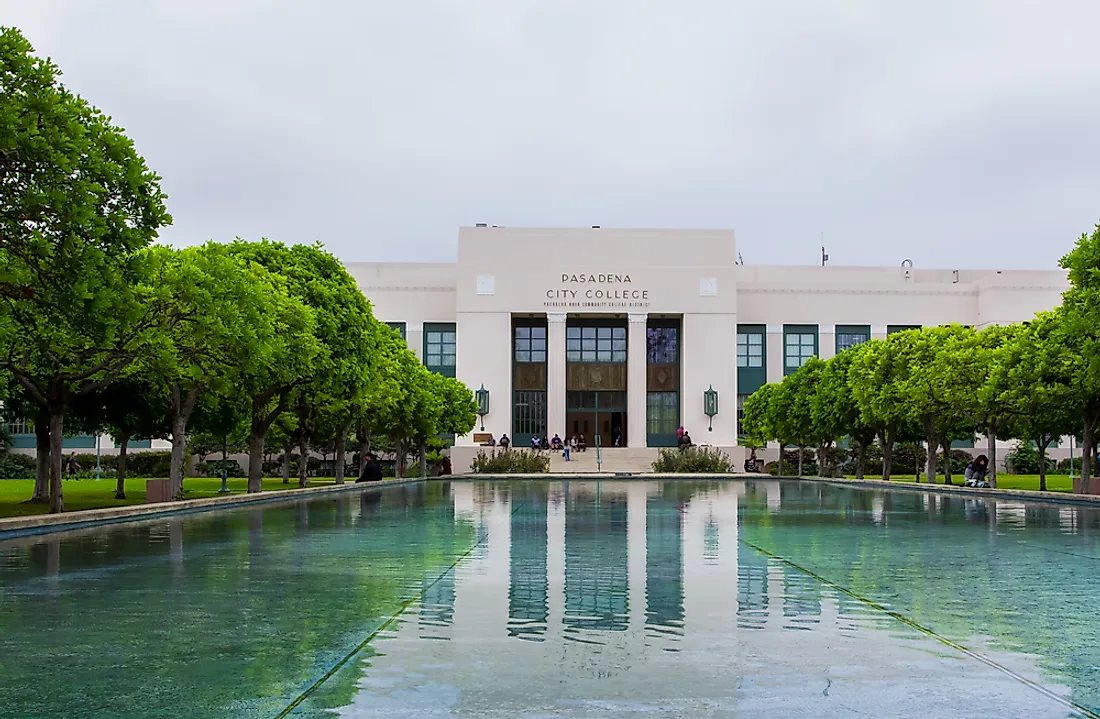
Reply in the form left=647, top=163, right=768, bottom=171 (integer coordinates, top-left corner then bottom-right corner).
left=2, top=480, right=1099, bottom=718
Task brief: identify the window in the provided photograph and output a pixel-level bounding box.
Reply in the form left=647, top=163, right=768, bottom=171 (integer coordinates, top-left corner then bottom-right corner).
left=566, top=326, right=626, bottom=363
left=385, top=322, right=406, bottom=340
left=737, top=333, right=763, bottom=368
left=424, top=325, right=456, bottom=368
left=887, top=325, right=921, bottom=335
left=513, top=391, right=547, bottom=437
left=646, top=327, right=678, bottom=364
left=514, top=326, right=547, bottom=363
left=834, top=325, right=870, bottom=354
left=646, top=392, right=679, bottom=436
left=783, top=325, right=818, bottom=373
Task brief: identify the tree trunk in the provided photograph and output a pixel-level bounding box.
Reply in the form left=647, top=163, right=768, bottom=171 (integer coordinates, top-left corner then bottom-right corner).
left=987, top=425, right=998, bottom=488
left=797, top=447, right=804, bottom=477
left=48, top=409, right=64, bottom=513
left=777, top=444, right=784, bottom=477
left=298, top=432, right=310, bottom=488
left=32, top=407, right=50, bottom=503
left=115, top=431, right=131, bottom=499
left=856, top=443, right=865, bottom=480
left=334, top=419, right=353, bottom=485
left=169, top=415, right=188, bottom=500
left=816, top=443, right=825, bottom=478
left=1082, top=422, right=1094, bottom=494
left=941, top=438, right=953, bottom=485
left=1038, top=439, right=1050, bottom=492
left=281, top=444, right=291, bottom=484
left=923, top=419, right=937, bottom=485
left=168, top=384, right=200, bottom=501
left=419, top=440, right=427, bottom=479
left=879, top=428, right=895, bottom=481
left=357, top=423, right=369, bottom=475
left=247, top=428, right=266, bottom=494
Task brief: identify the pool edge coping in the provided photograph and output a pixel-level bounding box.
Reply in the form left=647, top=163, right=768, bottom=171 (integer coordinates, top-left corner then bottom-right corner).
left=450, top=473, right=1100, bottom=507
left=0, top=478, right=426, bottom=538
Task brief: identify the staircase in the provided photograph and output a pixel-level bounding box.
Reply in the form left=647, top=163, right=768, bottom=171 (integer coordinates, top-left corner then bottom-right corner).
left=548, top=447, right=659, bottom=474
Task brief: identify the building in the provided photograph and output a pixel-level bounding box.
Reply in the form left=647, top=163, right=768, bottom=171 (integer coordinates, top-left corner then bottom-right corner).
left=1, top=226, right=1070, bottom=472
left=349, top=226, right=1069, bottom=472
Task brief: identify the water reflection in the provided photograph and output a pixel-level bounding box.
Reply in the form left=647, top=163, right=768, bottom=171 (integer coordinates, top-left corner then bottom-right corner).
left=7, top=480, right=1100, bottom=717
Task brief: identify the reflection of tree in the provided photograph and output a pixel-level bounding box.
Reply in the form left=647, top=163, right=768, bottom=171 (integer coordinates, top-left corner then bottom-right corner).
left=508, top=484, right=549, bottom=641
left=565, top=495, right=628, bottom=632
left=0, top=483, right=474, bottom=718
left=740, top=482, right=1100, bottom=713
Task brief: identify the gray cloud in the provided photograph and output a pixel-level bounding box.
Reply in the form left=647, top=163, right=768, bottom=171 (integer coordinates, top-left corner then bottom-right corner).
left=4, top=0, right=1099, bottom=268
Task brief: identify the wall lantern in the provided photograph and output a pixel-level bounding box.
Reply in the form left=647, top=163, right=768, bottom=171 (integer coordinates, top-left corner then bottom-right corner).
left=703, top=385, right=719, bottom=432
left=475, top=385, right=490, bottom=430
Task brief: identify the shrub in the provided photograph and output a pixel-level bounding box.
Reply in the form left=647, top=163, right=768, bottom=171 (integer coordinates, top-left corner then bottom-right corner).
left=0, top=452, right=35, bottom=479
left=652, top=447, right=735, bottom=473
left=768, top=449, right=818, bottom=476
left=1005, top=442, right=1057, bottom=475
left=891, top=443, right=927, bottom=476
left=471, top=449, right=549, bottom=474
left=938, top=449, right=974, bottom=476
left=199, top=459, right=244, bottom=478
left=126, top=451, right=174, bottom=477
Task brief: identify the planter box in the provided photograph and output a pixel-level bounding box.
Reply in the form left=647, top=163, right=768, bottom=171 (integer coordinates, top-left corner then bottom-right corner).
left=145, top=479, right=171, bottom=503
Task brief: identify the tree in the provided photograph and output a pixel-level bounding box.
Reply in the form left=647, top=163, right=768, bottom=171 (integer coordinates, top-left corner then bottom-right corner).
left=894, top=325, right=973, bottom=484
left=69, top=375, right=169, bottom=499
left=996, top=313, right=1079, bottom=491
left=811, top=348, right=877, bottom=480
left=848, top=337, right=911, bottom=480
left=741, top=383, right=780, bottom=473
left=188, top=389, right=249, bottom=484
left=1058, top=224, right=1100, bottom=490
left=0, top=28, right=172, bottom=512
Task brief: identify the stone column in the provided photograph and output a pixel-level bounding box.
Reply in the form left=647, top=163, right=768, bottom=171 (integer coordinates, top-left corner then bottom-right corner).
left=627, top=313, right=648, bottom=448
left=547, top=313, right=567, bottom=439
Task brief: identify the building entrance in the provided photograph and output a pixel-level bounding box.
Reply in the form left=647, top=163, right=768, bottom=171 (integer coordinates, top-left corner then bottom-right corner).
left=567, top=391, right=626, bottom=447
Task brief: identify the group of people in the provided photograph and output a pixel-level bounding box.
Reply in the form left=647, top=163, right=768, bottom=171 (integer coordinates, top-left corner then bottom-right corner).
left=482, top=433, right=588, bottom=453
left=676, top=426, right=694, bottom=452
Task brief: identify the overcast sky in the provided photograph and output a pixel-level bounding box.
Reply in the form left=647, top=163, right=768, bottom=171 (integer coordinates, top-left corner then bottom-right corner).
left=4, top=1, right=1099, bottom=269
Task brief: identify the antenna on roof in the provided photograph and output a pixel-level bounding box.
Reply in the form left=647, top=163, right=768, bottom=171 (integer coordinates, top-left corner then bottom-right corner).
left=820, top=233, right=829, bottom=266
left=736, top=252, right=744, bottom=265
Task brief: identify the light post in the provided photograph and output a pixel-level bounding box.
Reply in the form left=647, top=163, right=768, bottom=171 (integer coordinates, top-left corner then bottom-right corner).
left=703, top=385, right=719, bottom=432
left=475, top=385, right=490, bottom=431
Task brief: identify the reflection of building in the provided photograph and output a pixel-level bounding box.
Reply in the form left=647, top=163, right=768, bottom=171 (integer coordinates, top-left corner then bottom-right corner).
left=564, top=495, right=629, bottom=633
left=645, top=496, right=683, bottom=633
left=737, top=543, right=769, bottom=629
left=508, top=488, right=548, bottom=641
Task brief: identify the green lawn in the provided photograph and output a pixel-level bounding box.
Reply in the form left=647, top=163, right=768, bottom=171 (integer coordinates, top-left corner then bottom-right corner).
left=849, top=473, right=1074, bottom=493
left=0, top=476, right=343, bottom=519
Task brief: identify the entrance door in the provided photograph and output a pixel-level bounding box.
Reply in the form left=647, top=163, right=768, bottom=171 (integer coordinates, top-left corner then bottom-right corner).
left=566, top=391, right=626, bottom=448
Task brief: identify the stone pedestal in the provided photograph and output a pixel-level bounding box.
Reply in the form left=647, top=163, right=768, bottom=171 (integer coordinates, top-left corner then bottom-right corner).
left=145, top=479, right=171, bottom=503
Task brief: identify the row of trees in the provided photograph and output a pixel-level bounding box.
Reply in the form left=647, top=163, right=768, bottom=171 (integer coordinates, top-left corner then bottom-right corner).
left=742, top=223, right=1100, bottom=492
left=0, top=27, right=476, bottom=512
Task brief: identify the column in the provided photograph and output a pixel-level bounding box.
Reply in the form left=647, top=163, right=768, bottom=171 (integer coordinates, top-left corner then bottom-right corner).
left=547, top=313, right=567, bottom=438
left=628, top=312, right=648, bottom=448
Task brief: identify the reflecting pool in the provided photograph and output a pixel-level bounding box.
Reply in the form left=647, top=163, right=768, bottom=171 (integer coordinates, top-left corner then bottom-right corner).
left=2, top=480, right=1100, bottom=717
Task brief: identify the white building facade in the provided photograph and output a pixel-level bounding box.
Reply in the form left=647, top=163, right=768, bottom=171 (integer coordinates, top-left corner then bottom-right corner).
left=349, top=227, right=1069, bottom=471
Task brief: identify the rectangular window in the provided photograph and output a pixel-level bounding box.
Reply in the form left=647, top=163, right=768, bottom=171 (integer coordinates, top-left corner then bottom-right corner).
left=566, top=325, right=626, bottom=363
left=385, top=322, right=406, bottom=340
left=514, top=325, right=547, bottom=363
left=423, top=322, right=456, bottom=376
left=834, top=325, right=870, bottom=354
left=737, top=332, right=764, bottom=368
left=513, top=391, right=547, bottom=437
left=646, top=327, right=678, bottom=364
left=887, top=324, right=921, bottom=335
left=783, top=325, right=818, bottom=374
left=646, top=392, right=679, bottom=436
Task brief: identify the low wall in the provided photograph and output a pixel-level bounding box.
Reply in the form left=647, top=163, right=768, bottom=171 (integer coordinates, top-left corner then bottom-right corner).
left=0, top=478, right=424, bottom=539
